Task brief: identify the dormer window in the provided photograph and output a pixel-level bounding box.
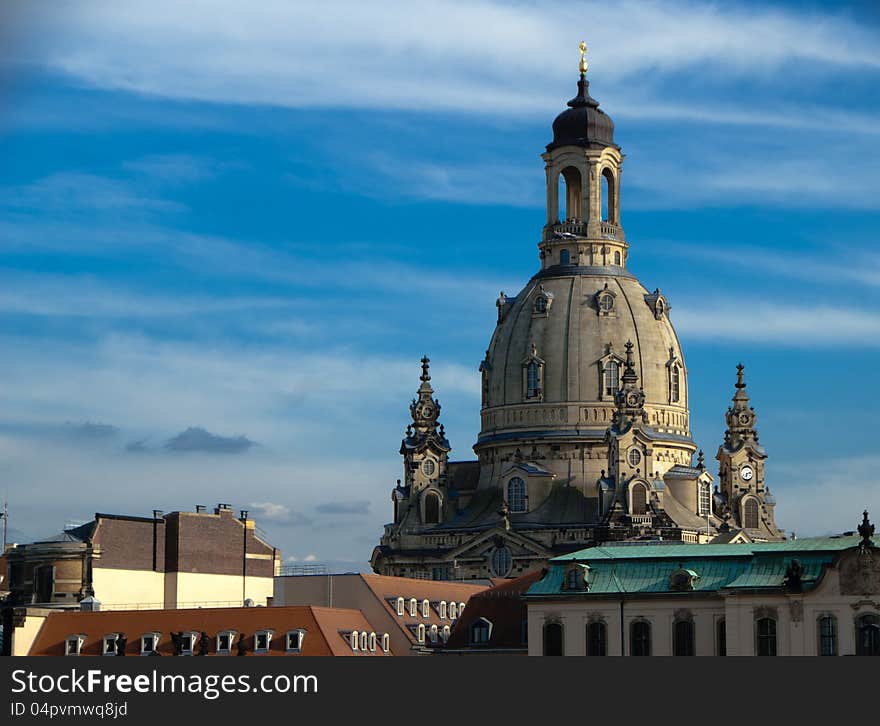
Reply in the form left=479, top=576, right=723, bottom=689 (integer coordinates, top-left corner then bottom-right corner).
left=533, top=286, right=554, bottom=317
left=140, top=632, right=161, bottom=655
left=507, top=477, right=528, bottom=513
left=439, top=601, right=447, bottom=619
left=381, top=633, right=390, bottom=653
left=422, top=599, right=430, bottom=618
left=369, top=632, right=377, bottom=652
left=179, top=632, right=197, bottom=655
left=255, top=630, right=273, bottom=653
left=396, top=597, right=405, bottom=616
left=350, top=632, right=359, bottom=651
left=66, top=634, right=84, bottom=656
left=417, top=624, right=426, bottom=643
left=449, top=602, right=458, bottom=620
left=409, top=598, right=417, bottom=617
left=103, top=634, right=119, bottom=656
left=563, top=564, right=589, bottom=591
left=669, top=568, right=699, bottom=592
left=360, top=631, right=368, bottom=652
left=216, top=631, right=236, bottom=655
left=429, top=625, right=439, bottom=644
left=470, top=618, right=492, bottom=645
left=286, top=630, right=305, bottom=653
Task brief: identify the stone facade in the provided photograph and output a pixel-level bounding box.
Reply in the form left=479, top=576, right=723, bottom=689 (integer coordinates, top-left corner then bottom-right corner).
left=371, top=52, right=782, bottom=581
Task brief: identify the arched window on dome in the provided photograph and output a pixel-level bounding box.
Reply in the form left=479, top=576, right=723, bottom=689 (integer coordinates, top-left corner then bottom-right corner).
left=423, top=491, right=441, bottom=525
left=604, top=360, right=620, bottom=397
left=631, top=482, right=647, bottom=515
left=558, top=166, right=582, bottom=221
left=614, top=251, right=621, bottom=265
left=744, top=498, right=759, bottom=529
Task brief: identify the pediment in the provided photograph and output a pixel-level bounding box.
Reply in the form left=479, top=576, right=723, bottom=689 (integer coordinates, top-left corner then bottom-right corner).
left=447, top=527, right=550, bottom=561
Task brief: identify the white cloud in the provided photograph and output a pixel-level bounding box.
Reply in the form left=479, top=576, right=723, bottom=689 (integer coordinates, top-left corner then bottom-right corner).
left=7, top=0, right=879, bottom=128
left=674, top=301, right=880, bottom=346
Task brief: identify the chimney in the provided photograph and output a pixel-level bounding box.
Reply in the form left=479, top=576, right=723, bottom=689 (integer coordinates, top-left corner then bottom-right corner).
left=152, top=510, right=163, bottom=520
left=240, top=510, right=249, bottom=522
left=195, top=505, right=206, bottom=514
left=216, top=503, right=233, bottom=516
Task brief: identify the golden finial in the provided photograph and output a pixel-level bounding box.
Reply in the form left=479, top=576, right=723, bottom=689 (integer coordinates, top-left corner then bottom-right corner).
left=578, top=40, right=589, bottom=75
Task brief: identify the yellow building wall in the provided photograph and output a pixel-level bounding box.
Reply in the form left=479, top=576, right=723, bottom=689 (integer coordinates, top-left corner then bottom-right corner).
left=92, top=568, right=166, bottom=609
left=165, top=572, right=274, bottom=608
left=13, top=610, right=50, bottom=656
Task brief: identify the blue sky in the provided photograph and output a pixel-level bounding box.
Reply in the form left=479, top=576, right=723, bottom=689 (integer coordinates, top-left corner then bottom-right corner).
left=1, top=0, right=879, bottom=568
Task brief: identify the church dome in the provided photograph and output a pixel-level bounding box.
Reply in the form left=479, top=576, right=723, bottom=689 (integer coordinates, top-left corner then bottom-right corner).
left=479, top=267, right=690, bottom=447
left=547, top=75, right=616, bottom=151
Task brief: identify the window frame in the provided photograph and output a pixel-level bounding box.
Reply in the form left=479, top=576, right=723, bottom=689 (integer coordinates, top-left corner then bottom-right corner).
left=254, top=630, right=273, bottom=654
left=755, top=617, right=777, bottom=656
left=817, top=615, right=837, bottom=656
left=543, top=621, right=564, bottom=656
left=285, top=629, right=305, bottom=653
left=409, top=598, right=417, bottom=617
left=507, top=477, right=528, bottom=513
left=856, top=613, right=880, bottom=656
left=215, top=630, right=236, bottom=656
left=470, top=617, right=493, bottom=646
left=421, top=599, right=430, bottom=619
left=396, top=597, right=405, bottom=616
left=673, top=617, right=695, bottom=657
left=744, top=498, right=760, bottom=529
left=103, top=634, right=118, bottom=656
left=587, top=621, right=607, bottom=656
left=65, top=634, right=84, bottom=657
left=140, top=632, right=161, bottom=656
left=630, top=620, right=651, bottom=657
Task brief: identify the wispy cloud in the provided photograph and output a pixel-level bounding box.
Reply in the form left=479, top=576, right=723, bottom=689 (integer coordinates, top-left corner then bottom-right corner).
left=7, top=0, right=879, bottom=128
left=675, top=301, right=880, bottom=346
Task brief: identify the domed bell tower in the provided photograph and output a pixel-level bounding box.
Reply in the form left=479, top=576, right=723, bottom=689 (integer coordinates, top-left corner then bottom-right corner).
left=540, top=41, right=627, bottom=271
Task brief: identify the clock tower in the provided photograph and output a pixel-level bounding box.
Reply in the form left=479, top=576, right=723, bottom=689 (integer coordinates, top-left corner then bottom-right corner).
left=715, top=365, right=782, bottom=539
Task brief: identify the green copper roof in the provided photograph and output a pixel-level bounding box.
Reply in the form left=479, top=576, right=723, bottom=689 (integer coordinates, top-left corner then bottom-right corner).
left=526, top=536, right=861, bottom=598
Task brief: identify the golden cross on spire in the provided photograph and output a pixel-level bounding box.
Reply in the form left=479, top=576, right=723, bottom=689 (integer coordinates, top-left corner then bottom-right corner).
left=578, top=40, right=589, bottom=75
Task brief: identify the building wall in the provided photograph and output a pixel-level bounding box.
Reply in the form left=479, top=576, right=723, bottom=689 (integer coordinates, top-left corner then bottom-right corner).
left=11, top=609, right=50, bottom=657
left=92, top=568, right=165, bottom=609
left=166, top=571, right=274, bottom=608
left=527, top=557, right=880, bottom=656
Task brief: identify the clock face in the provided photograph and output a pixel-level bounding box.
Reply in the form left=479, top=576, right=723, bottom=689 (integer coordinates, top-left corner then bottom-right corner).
left=421, top=405, right=434, bottom=419
left=626, top=392, right=640, bottom=407
left=740, top=465, right=754, bottom=481
left=738, top=413, right=751, bottom=425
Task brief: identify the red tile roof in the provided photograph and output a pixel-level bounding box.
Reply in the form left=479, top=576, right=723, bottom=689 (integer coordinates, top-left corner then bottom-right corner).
left=27, top=606, right=388, bottom=656
left=443, top=570, right=545, bottom=652
left=358, top=574, right=488, bottom=647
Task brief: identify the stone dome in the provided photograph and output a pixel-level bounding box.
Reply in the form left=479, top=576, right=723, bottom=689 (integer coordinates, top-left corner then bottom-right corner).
left=547, top=76, right=616, bottom=151
left=478, top=266, right=692, bottom=451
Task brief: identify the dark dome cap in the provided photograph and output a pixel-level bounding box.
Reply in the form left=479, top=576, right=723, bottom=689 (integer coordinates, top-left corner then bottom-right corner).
left=547, top=74, right=617, bottom=151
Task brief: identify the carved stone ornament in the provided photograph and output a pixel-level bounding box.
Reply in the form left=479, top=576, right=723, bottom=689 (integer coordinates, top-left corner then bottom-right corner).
left=839, top=548, right=880, bottom=596
left=788, top=599, right=804, bottom=623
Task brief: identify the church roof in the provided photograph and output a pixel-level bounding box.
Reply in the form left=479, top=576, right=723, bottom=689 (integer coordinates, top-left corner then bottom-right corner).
left=547, top=74, right=616, bottom=151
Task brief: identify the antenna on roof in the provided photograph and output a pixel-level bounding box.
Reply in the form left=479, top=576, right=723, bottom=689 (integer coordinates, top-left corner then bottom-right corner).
left=0, top=496, right=7, bottom=552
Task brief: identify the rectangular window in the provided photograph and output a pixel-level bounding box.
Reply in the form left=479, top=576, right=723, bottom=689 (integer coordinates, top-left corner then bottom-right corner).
left=818, top=616, right=837, bottom=656
left=65, top=637, right=81, bottom=656
left=103, top=636, right=117, bottom=656
left=286, top=631, right=303, bottom=652
left=756, top=618, right=777, bottom=656
left=699, top=483, right=711, bottom=515
left=255, top=631, right=272, bottom=653
left=216, top=632, right=234, bottom=654
left=140, top=634, right=159, bottom=655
